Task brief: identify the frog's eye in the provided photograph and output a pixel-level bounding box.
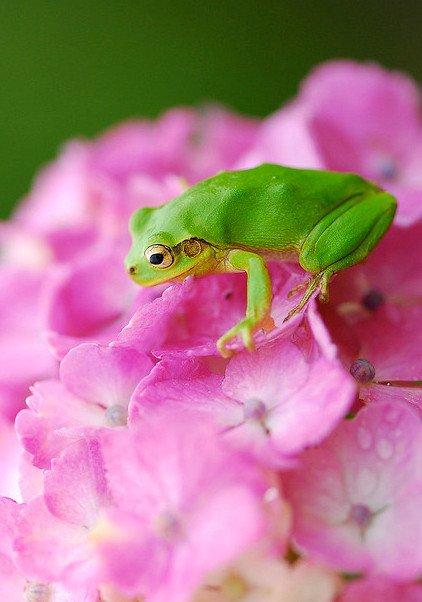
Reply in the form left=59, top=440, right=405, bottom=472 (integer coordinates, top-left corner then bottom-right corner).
left=145, top=244, right=174, bottom=268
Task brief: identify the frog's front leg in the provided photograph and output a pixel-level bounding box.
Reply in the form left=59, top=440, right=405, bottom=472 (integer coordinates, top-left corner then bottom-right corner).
left=217, top=250, right=275, bottom=358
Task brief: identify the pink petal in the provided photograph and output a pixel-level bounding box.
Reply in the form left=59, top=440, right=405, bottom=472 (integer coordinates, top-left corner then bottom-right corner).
left=16, top=380, right=104, bottom=468
left=44, top=438, right=109, bottom=527
left=340, top=577, right=422, bottom=602
left=60, top=343, right=154, bottom=410
left=14, top=497, right=90, bottom=583
left=284, top=401, right=422, bottom=579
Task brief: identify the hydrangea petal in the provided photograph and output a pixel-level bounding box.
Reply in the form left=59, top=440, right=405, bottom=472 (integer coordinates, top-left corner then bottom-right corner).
left=284, top=401, right=422, bottom=580
left=60, top=343, right=153, bottom=409
left=44, top=439, right=109, bottom=527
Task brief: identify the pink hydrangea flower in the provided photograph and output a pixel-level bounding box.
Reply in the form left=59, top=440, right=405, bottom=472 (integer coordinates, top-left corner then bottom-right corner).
left=93, top=413, right=270, bottom=601
left=0, top=419, right=22, bottom=501
left=319, top=221, right=422, bottom=409
left=284, top=401, right=422, bottom=580
left=16, top=343, right=153, bottom=468
left=300, top=61, right=422, bottom=226
left=1, top=58, right=422, bottom=600
left=0, top=472, right=99, bottom=601
left=14, top=438, right=108, bottom=587
left=116, top=262, right=310, bottom=359
left=132, top=334, right=355, bottom=466
left=91, top=106, right=259, bottom=185
left=0, top=267, right=57, bottom=420
left=43, top=244, right=149, bottom=359
left=0, top=105, right=257, bottom=421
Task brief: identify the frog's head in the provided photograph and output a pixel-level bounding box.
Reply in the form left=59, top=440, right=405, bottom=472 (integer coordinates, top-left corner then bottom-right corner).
left=125, top=207, right=216, bottom=286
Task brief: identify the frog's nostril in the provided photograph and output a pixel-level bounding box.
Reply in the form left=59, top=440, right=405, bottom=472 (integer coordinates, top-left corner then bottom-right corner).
left=128, top=266, right=137, bottom=275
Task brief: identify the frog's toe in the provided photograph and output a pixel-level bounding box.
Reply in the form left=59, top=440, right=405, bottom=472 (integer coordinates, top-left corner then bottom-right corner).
left=287, top=278, right=311, bottom=299
left=241, top=326, right=255, bottom=353
left=216, top=336, right=234, bottom=358
left=261, top=314, right=275, bottom=333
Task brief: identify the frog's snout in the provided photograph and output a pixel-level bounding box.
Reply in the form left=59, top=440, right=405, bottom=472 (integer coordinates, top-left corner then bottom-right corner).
left=127, top=265, right=137, bottom=275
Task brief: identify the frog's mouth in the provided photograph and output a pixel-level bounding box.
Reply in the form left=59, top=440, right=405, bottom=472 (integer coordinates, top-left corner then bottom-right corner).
left=125, top=256, right=200, bottom=287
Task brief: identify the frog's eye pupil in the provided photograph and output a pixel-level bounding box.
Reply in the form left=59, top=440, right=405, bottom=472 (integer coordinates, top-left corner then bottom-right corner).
left=144, top=244, right=174, bottom=268
left=149, top=253, right=164, bottom=265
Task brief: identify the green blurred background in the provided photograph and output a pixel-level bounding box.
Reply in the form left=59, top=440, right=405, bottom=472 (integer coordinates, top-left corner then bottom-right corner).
left=1, top=0, right=421, bottom=217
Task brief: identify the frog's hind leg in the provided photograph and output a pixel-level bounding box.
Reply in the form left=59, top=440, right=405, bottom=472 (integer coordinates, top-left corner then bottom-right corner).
left=284, top=191, right=396, bottom=322
left=284, top=273, right=324, bottom=322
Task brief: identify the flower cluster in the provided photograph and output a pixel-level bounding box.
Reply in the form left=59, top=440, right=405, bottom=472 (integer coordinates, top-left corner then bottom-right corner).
left=1, top=61, right=422, bottom=601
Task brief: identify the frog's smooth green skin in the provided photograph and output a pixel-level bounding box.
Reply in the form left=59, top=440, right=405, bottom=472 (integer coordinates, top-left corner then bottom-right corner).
left=126, top=164, right=397, bottom=357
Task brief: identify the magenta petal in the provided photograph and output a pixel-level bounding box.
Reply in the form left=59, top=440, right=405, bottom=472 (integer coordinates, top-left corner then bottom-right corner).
left=130, top=357, right=234, bottom=425
left=45, top=245, right=136, bottom=340
left=360, top=382, right=422, bottom=414
left=223, top=337, right=354, bottom=461
left=115, top=281, right=189, bottom=353
left=353, top=306, right=422, bottom=382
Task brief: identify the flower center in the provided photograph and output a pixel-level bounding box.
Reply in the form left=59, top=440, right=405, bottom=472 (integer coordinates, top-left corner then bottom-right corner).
left=104, top=404, right=127, bottom=427
left=361, top=288, right=384, bottom=311
left=25, top=582, right=50, bottom=602
left=377, top=157, right=398, bottom=181
left=349, top=503, right=372, bottom=528
left=243, top=397, right=267, bottom=421
left=154, top=511, right=183, bottom=540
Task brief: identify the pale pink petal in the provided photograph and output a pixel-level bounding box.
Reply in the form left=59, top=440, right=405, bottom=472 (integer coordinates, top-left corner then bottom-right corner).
left=96, top=414, right=267, bottom=599
left=14, top=497, right=90, bottom=583
left=0, top=419, right=22, bottom=501
left=284, top=401, right=422, bottom=580
left=238, top=102, right=323, bottom=170
left=44, top=246, right=136, bottom=342
left=302, top=61, right=421, bottom=171
left=60, top=344, right=154, bottom=409
left=16, top=381, right=104, bottom=468
left=44, top=439, right=109, bottom=527
left=14, top=141, right=93, bottom=231
left=0, top=554, right=26, bottom=602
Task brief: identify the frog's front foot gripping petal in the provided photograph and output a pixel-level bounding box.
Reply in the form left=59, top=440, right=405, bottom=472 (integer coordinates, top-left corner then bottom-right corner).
left=218, top=249, right=275, bottom=357
left=216, top=313, right=275, bottom=358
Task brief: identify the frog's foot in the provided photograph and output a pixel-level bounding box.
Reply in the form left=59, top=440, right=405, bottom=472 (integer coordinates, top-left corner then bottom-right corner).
left=287, top=278, right=312, bottom=299
left=283, top=272, right=328, bottom=323
left=216, top=313, right=275, bottom=358
left=317, top=271, right=331, bottom=303
left=261, top=313, right=276, bottom=333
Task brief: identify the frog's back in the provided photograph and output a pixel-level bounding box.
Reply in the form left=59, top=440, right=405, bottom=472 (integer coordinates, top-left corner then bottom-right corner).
left=149, top=164, right=377, bottom=250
